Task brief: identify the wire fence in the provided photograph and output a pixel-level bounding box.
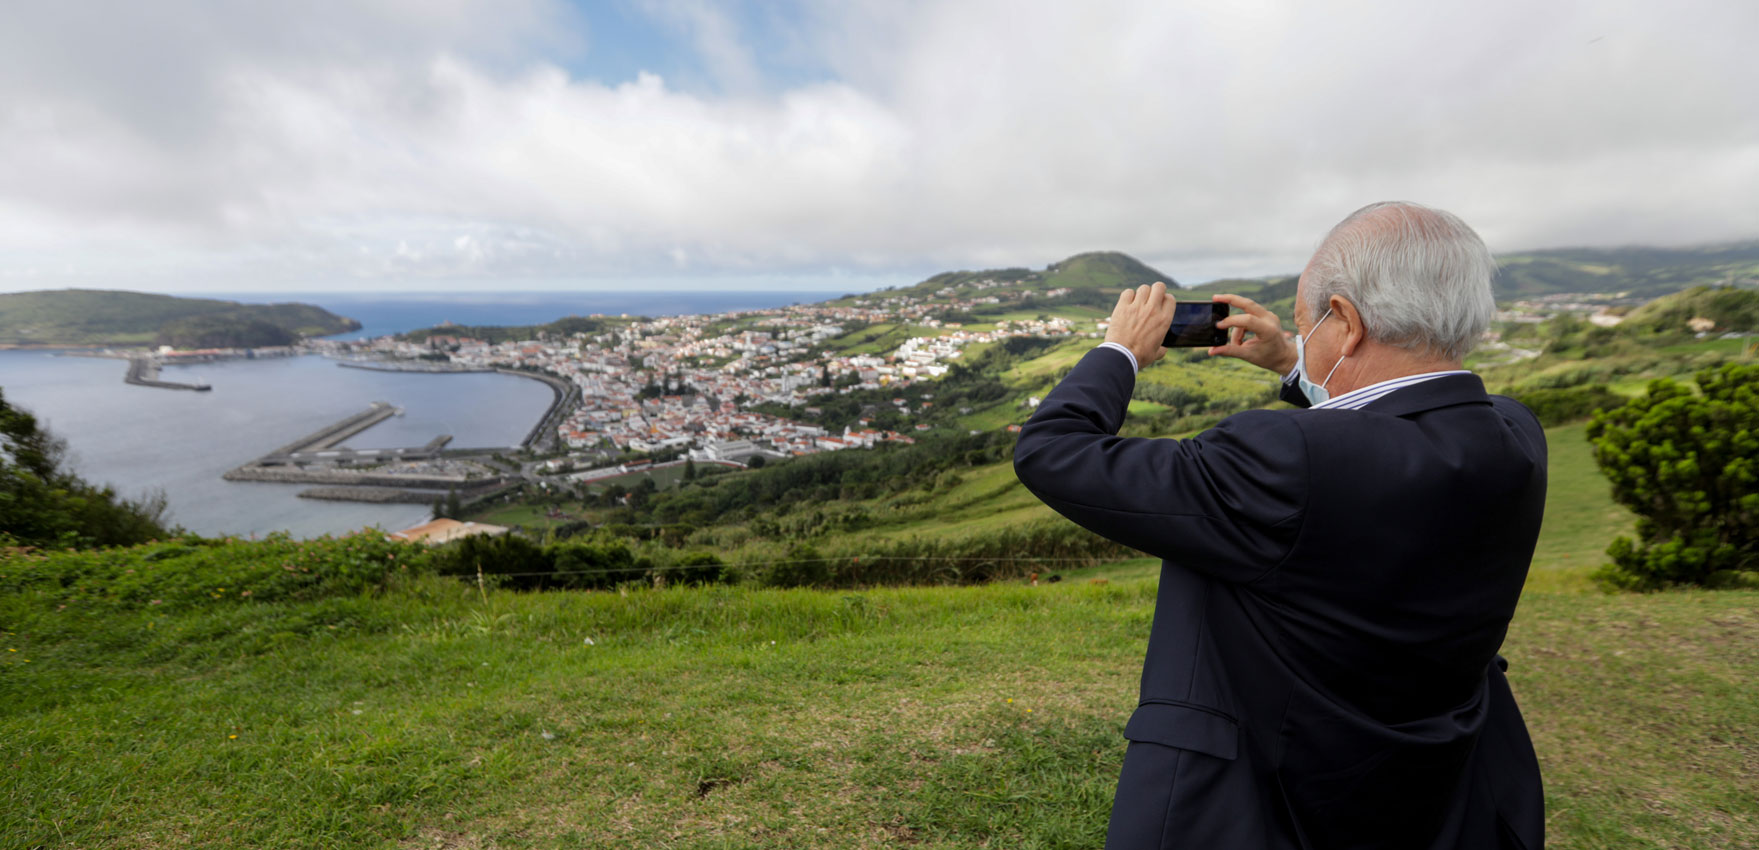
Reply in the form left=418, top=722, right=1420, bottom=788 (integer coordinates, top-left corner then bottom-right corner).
left=456, top=554, right=1123, bottom=579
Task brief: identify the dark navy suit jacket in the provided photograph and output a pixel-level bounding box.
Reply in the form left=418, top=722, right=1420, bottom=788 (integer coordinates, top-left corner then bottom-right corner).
left=1014, top=348, right=1547, bottom=850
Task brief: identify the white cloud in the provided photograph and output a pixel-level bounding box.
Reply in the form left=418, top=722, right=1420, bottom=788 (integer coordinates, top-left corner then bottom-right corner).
left=0, top=0, right=1754, bottom=292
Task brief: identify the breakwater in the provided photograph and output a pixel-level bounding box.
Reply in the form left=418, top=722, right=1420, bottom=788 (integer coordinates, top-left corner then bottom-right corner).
left=125, top=357, right=210, bottom=391
left=297, top=481, right=509, bottom=504
left=496, top=368, right=577, bottom=450
left=224, top=466, right=474, bottom=488
left=261, top=401, right=398, bottom=458
left=335, top=360, right=486, bottom=374
left=223, top=402, right=509, bottom=503
left=298, top=486, right=450, bottom=504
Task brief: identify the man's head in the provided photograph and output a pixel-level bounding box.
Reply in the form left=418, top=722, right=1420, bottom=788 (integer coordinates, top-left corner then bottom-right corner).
left=1295, top=202, right=1497, bottom=370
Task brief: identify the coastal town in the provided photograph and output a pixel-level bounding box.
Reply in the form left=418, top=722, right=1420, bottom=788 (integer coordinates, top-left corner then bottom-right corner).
left=307, top=278, right=1086, bottom=479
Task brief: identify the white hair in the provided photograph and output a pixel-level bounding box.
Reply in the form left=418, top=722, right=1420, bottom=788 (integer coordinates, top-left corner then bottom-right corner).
left=1303, top=201, right=1497, bottom=362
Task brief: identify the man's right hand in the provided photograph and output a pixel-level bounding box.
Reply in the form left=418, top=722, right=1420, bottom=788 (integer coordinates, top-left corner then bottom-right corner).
left=1207, top=294, right=1297, bottom=376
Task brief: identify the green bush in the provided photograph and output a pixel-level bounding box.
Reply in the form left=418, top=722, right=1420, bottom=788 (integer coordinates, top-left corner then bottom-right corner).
left=1586, top=363, right=1759, bottom=590
left=1510, top=385, right=1628, bottom=427
left=0, top=533, right=420, bottom=611
left=431, top=533, right=556, bottom=589
left=548, top=536, right=647, bottom=589
left=670, top=551, right=726, bottom=585
left=763, top=543, right=831, bottom=588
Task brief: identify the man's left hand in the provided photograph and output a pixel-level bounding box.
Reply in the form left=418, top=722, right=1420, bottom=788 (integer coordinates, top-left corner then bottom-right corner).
left=1105, top=282, right=1177, bottom=368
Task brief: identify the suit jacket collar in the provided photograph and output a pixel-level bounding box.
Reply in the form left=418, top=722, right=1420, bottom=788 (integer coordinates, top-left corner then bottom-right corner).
left=1361, top=372, right=1491, bottom=418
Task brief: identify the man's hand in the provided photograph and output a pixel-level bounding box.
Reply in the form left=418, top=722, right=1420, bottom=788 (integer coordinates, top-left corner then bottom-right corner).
left=1207, top=293, right=1296, bottom=375
left=1105, top=282, right=1178, bottom=368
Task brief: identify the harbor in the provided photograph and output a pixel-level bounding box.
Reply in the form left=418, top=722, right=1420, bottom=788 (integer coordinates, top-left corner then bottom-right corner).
left=224, top=402, right=502, bottom=493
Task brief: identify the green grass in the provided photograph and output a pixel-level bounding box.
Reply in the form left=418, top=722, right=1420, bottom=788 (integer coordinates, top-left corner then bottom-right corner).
left=471, top=501, right=592, bottom=531
left=2, top=544, right=1753, bottom=849
left=1526, top=424, right=1638, bottom=592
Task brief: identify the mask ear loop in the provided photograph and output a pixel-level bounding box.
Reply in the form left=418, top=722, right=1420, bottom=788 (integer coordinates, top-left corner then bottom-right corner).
left=1308, top=307, right=1344, bottom=390
left=1319, top=350, right=1347, bottom=389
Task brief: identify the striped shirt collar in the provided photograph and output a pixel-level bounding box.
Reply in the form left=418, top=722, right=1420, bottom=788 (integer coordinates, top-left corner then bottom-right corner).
left=1311, top=370, right=1474, bottom=410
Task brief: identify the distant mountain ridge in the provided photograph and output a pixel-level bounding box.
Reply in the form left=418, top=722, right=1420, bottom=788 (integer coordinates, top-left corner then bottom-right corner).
left=1190, top=241, right=1759, bottom=301
left=0, top=289, right=361, bottom=347
left=1494, top=241, right=1759, bottom=298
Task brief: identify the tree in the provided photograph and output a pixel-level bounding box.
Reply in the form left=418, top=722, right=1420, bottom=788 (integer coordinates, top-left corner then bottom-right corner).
left=1, top=388, right=170, bottom=547
left=444, top=488, right=463, bottom=520
left=683, top=458, right=697, bottom=481
left=1586, top=363, right=1759, bottom=590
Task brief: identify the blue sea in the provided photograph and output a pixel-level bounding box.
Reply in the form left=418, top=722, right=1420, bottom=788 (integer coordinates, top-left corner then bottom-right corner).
left=0, top=289, right=850, bottom=538
left=212, top=290, right=854, bottom=340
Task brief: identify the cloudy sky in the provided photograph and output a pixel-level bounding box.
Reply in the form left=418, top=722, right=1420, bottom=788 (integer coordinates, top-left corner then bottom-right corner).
left=1, top=0, right=1754, bottom=294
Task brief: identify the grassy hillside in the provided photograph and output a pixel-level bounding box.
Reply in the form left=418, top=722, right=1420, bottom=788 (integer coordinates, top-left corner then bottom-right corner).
left=888, top=251, right=1177, bottom=302
left=2, top=538, right=1752, bottom=849
left=0, top=289, right=360, bottom=347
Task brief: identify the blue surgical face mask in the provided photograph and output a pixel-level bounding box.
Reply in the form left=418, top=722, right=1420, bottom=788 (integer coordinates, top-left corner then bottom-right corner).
left=1293, top=307, right=1346, bottom=406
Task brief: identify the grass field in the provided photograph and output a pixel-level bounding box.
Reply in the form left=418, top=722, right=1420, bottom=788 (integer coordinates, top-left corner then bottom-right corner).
left=5, top=405, right=1736, bottom=849
left=2, top=556, right=1752, bottom=849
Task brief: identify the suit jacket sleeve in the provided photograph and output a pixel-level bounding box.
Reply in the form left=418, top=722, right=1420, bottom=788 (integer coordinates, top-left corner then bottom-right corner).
left=1279, top=370, right=1312, bottom=408
left=1014, top=348, right=1307, bottom=584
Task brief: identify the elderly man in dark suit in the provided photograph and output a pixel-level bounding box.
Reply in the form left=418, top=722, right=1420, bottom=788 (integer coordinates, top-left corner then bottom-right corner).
left=1015, top=201, right=1546, bottom=849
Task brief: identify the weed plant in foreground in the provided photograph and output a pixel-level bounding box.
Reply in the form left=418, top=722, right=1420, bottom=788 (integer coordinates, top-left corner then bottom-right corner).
left=1, top=541, right=1755, bottom=849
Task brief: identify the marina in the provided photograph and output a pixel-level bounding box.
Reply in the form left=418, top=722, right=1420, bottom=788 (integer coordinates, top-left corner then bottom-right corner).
left=0, top=350, right=556, bottom=537
left=223, top=401, right=507, bottom=502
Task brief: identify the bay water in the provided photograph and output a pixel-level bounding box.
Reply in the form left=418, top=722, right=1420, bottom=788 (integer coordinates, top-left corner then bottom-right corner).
left=0, top=289, right=849, bottom=538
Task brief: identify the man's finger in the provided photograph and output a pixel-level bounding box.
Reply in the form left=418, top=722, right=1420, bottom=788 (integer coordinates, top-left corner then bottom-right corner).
left=1211, top=293, right=1275, bottom=318
left=1117, top=288, right=1135, bottom=306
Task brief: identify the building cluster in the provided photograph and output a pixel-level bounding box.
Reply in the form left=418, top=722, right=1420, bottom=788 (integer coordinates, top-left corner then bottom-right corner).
left=313, top=283, right=1087, bottom=468
left=1493, top=292, right=1644, bottom=326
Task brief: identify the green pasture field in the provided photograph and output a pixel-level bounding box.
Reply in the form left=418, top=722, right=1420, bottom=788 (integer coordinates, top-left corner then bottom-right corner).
left=2, top=547, right=1752, bottom=849
left=469, top=501, right=592, bottom=531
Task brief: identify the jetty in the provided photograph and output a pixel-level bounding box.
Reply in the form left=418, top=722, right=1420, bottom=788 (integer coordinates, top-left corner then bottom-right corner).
left=223, top=403, right=510, bottom=503
left=499, top=368, right=579, bottom=451
left=225, top=402, right=467, bottom=482
left=125, top=357, right=210, bottom=391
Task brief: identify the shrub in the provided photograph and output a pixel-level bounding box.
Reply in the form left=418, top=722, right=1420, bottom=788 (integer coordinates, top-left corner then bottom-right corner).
left=548, top=537, right=646, bottom=589
left=669, top=551, right=726, bottom=585
left=1509, top=385, right=1628, bottom=427
left=431, top=533, right=555, bottom=590
left=0, top=533, right=420, bottom=611
left=764, top=543, right=831, bottom=588
left=1586, top=363, right=1759, bottom=590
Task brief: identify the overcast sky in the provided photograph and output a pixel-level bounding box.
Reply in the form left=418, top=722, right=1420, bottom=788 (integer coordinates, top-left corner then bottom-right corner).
left=1, top=0, right=1754, bottom=294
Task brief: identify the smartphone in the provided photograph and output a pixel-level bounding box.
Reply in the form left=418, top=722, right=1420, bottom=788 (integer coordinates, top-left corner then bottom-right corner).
left=1161, top=302, right=1230, bottom=347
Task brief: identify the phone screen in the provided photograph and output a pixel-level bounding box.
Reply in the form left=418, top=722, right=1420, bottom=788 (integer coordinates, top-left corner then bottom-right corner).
left=1161, top=302, right=1230, bottom=348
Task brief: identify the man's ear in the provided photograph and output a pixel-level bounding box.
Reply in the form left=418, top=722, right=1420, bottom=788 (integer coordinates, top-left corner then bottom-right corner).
left=1329, top=294, right=1366, bottom=356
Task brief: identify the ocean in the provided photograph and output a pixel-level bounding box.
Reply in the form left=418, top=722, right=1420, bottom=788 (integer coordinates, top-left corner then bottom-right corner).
left=0, top=289, right=848, bottom=538
left=213, top=290, right=853, bottom=340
